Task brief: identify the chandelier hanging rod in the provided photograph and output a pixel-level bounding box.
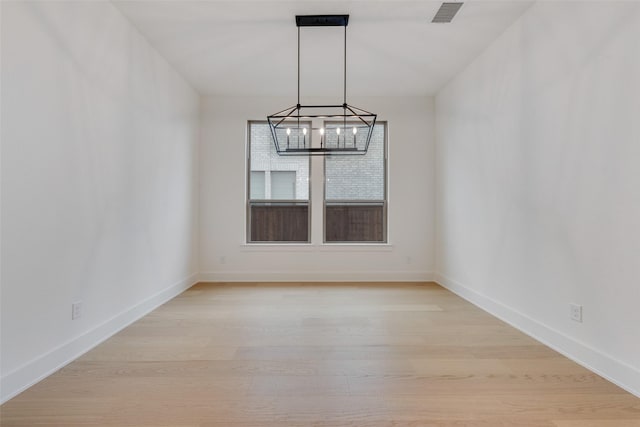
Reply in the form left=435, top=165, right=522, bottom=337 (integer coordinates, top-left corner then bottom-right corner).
left=296, top=15, right=349, bottom=107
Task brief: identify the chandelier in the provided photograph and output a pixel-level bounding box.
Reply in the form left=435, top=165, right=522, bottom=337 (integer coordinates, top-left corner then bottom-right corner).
left=267, top=15, right=377, bottom=156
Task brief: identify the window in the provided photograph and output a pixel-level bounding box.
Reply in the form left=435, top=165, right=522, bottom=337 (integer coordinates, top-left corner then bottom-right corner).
left=247, top=121, right=310, bottom=242
left=249, top=171, right=265, bottom=199
left=324, top=122, right=387, bottom=242
left=247, top=121, right=387, bottom=244
left=270, top=171, right=296, bottom=200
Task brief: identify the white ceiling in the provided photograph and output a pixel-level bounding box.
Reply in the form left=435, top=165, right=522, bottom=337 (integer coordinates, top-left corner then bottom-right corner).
left=113, top=0, right=534, bottom=97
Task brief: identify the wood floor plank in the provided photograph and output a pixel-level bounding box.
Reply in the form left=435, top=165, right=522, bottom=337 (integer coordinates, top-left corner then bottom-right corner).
left=553, top=421, right=640, bottom=427
left=1, top=282, right=638, bottom=426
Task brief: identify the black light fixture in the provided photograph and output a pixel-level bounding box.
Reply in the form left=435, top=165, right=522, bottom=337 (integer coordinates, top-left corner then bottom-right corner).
left=267, top=15, right=377, bottom=156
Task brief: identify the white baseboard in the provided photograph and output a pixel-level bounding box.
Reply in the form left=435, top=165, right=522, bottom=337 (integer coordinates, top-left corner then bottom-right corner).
left=199, top=270, right=433, bottom=282
left=0, top=273, right=199, bottom=404
left=434, top=273, right=640, bottom=398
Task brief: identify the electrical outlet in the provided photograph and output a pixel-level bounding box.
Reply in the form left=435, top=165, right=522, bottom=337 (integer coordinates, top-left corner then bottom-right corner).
left=72, top=301, right=82, bottom=320
left=569, top=303, right=582, bottom=322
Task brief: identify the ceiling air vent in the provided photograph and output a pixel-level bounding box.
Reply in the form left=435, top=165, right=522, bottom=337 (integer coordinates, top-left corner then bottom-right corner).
left=432, top=2, right=463, bottom=23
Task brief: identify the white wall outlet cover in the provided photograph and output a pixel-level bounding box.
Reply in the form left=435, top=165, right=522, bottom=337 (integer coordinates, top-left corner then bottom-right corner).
left=72, top=302, right=82, bottom=320
left=570, top=303, right=582, bottom=323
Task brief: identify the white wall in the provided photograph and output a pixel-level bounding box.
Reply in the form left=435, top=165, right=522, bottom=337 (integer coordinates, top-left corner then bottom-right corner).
left=200, top=96, right=434, bottom=281
left=435, top=1, right=640, bottom=396
left=0, top=1, right=200, bottom=402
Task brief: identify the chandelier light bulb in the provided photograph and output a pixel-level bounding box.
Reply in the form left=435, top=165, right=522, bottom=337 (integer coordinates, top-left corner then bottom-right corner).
left=319, top=128, right=325, bottom=136
left=336, top=127, right=341, bottom=135
left=286, top=128, right=291, bottom=135
left=352, top=127, right=358, bottom=135
left=302, top=126, right=307, bottom=148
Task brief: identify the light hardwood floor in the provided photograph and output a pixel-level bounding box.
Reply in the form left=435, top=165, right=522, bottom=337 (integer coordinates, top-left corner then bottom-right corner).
left=2, top=282, right=639, bottom=426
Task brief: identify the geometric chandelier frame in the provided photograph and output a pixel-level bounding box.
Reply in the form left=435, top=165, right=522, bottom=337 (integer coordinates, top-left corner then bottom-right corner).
left=267, top=15, right=377, bottom=156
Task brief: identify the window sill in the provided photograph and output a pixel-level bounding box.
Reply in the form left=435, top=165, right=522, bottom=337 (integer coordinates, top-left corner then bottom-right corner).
left=316, top=243, right=394, bottom=252
left=240, top=243, right=315, bottom=252
left=240, top=243, right=394, bottom=252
